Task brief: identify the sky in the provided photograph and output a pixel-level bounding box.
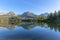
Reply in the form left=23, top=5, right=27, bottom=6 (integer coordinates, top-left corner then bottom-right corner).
left=0, top=0, right=60, bottom=15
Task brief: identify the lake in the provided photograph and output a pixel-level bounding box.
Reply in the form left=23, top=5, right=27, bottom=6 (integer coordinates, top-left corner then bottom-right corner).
left=0, top=22, right=60, bottom=40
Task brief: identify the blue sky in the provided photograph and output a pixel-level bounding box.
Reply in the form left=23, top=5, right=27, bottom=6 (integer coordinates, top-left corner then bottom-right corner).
left=0, top=0, right=60, bottom=15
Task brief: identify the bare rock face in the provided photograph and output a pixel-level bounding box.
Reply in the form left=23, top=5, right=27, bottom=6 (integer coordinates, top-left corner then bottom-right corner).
left=20, top=11, right=37, bottom=18
left=0, top=11, right=16, bottom=18
left=7, top=11, right=15, bottom=16
left=40, top=13, right=49, bottom=17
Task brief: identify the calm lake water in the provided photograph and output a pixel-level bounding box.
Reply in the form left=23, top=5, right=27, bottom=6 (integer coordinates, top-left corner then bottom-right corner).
left=0, top=22, right=60, bottom=40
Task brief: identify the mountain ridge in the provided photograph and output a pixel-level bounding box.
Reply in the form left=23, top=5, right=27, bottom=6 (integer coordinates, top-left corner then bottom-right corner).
left=0, top=11, right=49, bottom=18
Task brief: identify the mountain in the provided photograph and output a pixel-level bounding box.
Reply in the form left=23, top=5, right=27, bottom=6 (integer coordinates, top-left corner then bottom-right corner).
left=0, top=12, right=6, bottom=15
left=7, top=11, right=15, bottom=16
left=40, top=13, right=49, bottom=17
left=20, top=11, right=37, bottom=18
left=0, top=11, right=16, bottom=18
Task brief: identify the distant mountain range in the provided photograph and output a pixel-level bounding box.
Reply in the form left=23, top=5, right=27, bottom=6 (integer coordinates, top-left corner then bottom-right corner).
left=20, top=11, right=37, bottom=18
left=0, top=11, right=49, bottom=18
left=0, top=12, right=6, bottom=15
left=18, top=11, right=49, bottom=18
left=39, top=13, right=49, bottom=17
left=0, top=11, right=15, bottom=16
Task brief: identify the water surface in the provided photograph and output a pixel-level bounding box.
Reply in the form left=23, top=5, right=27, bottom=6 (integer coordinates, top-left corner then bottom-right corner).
left=0, top=22, right=60, bottom=40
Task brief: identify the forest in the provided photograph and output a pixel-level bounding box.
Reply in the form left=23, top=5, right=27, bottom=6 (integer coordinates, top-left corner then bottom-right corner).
left=8, top=10, right=60, bottom=24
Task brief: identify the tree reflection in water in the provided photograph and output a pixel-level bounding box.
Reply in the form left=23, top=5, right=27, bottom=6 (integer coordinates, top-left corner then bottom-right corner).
left=0, top=22, right=60, bottom=32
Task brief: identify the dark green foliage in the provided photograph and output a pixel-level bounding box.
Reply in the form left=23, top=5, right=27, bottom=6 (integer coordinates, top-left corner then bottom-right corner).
left=47, top=10, right=60, bottom=22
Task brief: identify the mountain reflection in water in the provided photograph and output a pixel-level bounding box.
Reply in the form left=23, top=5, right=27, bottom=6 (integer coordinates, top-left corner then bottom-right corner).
left=0, top=22, right=60, bottom=32
left=0, top=22, right=60, bottom=40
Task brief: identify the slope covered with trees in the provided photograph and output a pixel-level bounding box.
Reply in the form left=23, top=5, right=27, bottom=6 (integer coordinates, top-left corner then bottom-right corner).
left=47, top=10, right=60, bottom=22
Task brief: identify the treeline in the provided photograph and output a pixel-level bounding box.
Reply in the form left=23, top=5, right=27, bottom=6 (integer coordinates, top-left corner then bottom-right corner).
left=46, top=10, right=60, bottom=22
left=7, top=10, right=60, bottom=24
